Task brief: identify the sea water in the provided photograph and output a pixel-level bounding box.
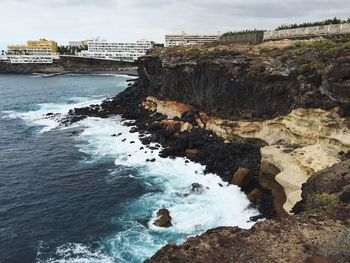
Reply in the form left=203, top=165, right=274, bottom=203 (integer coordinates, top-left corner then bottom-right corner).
left=0, top=74, right=258, bottom=263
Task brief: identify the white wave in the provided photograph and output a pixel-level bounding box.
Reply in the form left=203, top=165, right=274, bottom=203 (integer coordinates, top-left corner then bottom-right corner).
left=75, top=117, right=259, bottom=262
left=64, top=73, right=137, bottom=78
left=37, top=243, right=114, bottom=263
left=2, top=98, right=103, bottom=133
left=7, top=98, right=259, bottom=262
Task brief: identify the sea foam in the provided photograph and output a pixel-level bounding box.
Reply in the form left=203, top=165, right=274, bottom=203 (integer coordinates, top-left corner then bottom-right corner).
left=9, top=97, right=259, bottom=263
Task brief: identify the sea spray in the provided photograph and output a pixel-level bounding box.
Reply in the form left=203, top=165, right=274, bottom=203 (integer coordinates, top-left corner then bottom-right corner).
left=2, top=75, right=258, bottom=262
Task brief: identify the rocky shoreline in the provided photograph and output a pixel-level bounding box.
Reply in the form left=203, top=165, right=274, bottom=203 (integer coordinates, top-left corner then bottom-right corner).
left=63, top=39, right=350, bottom=262
left=65, top=77, right=276, bottom=219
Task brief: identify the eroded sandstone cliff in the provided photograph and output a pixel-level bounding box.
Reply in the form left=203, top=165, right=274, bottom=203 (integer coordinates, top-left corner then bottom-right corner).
left=139, top=39, right=350, bottom=215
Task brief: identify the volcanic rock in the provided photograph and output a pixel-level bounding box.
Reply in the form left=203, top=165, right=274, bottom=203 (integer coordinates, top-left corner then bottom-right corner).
left=153, top=209, right=172, bottom=228
left=231, top=167, right=254, bottom=188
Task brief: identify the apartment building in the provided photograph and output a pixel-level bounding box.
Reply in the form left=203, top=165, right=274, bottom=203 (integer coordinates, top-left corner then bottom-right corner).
left=7, top=39, right=58, bottom=63
left=77, top=40, right=153, bottom=62
left=69, top=37, right=106, bottom=47
left=8, top=39, right=58, bottom=55
left=165, top=32, right=221, bottom=47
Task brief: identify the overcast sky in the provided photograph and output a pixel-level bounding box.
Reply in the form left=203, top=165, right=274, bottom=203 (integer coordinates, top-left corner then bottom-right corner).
left=1, top=0, right=350, bottom=50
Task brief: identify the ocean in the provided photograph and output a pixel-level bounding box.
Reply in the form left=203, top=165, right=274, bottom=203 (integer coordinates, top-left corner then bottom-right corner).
left=0, top=74, right=258, bottom=263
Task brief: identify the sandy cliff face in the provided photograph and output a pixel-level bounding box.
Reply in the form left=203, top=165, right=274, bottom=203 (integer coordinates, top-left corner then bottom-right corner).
left=143, top=96, right=350, bottom=214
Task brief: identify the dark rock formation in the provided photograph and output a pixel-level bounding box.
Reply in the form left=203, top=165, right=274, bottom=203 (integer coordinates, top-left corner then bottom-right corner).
left=153, top=209, right=172, bottom=228
left=231, top=167, right=254, bottom=188
left=293, top=160, right=350, bottom=214
left=146, top=207, right=350, bottom=263
left=321, top=52, right=350, bottom=104
left=138, top=46, right=350, bottom=120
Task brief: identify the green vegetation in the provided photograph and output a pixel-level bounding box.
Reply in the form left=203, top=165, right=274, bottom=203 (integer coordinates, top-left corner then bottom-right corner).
left=57, top=45, right=88, bottom=55
left=291, top=39, right=350, bottom=57
left=153, top=43, right=165, bottom=48
left=222, top=29, right=265, bottom=37
left=306, top=193, right=340, bottom=215
left=276, top=17, right=350, bottom=30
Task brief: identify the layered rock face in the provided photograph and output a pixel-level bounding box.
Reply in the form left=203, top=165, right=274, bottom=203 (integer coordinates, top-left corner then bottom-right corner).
left=140, top=42, right=350, bottom=215
left=143, top=96, right=350, bottom=214
left=139, top=46, right=350, bottom=121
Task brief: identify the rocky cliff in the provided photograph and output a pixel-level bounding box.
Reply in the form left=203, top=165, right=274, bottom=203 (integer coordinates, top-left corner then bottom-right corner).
left=139, top=40, right=350, bottom=215
left=65, top=39, right=350, bottom=262
left=139, top=41, right=350, bottom=121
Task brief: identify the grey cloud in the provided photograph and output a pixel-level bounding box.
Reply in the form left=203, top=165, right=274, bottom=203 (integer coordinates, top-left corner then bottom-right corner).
left=0, top=0, right=349, bottom=50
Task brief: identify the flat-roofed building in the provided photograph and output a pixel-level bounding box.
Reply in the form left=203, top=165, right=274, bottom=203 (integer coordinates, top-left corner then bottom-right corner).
left=165, top=32, right=221, bottom=47
left=77, top=40, right=153, bottom=62
left=7, top=39, right=59, bottom=63
left=69, top=37, right=106, bottom=47
left=8, top=39, right=58, bottom=55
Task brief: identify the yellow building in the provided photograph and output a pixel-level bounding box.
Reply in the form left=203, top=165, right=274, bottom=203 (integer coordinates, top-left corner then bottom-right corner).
left=8, top=39, right=58, bottom=55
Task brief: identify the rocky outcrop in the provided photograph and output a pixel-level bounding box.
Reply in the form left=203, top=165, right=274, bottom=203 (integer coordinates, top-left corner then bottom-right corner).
left=146, top=206, right=350, bottom=263
left=321, top=55, right=350, bottom=104
left=293, top=159, right=350, bottom=214
left=64, top=40, right=350, bottom=262
left=143, top=96, right=350, bottom=214
left=65, top=77, right=275, bottom=218
left=153, top=209, right=172, bottom=228
left=139, top=46, right=350, bottom=121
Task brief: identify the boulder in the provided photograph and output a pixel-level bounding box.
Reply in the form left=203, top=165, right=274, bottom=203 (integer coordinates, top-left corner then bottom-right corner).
left=185, top=148, right=200, bottom=159
left=247, top=188, right=263, bottom=204
left=180, top=122, right=193, bottom=132
left=191, top=183, right=205, bottom=194
left=231, top=168, right=254, bottom=188
left=153, top=208, right=172, bottom=228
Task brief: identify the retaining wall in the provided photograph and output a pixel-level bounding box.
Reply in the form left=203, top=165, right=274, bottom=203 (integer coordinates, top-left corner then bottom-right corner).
left=220, top=32, right=264, bottom=43
left=263, top=23, right=350, bottom=41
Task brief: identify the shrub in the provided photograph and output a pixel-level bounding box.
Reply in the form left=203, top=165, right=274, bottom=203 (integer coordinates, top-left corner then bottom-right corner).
left=306, top=193, right=340, bottom=215
left=222, top=29, right=265, bottom=37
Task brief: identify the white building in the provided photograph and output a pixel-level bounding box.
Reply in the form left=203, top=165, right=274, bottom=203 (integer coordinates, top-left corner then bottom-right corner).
left=69, top=37, right=106, bottom=47
left=6, top=39, right=59, bottom=64
left=77, top=40, right=153, bottom=62
left=69, top=41, right=84, bottom=47
left=7, top=55, right=59, bottom=64
left=165, top=32, right=221, bottom=47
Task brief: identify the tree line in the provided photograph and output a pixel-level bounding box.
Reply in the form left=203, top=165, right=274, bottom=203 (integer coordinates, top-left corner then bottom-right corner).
left=57, top=45, right=88, bottom=55
left=276, top=17, right=350, bottom=30
left=222, top=29, right=265, bottom=37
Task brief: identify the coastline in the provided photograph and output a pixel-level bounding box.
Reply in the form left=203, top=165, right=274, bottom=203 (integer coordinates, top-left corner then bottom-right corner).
left=0, top=69, right=139, bottom=77
left=65, top=78, right=277, bottom=220
left=0, top=56, right=138, bottom=76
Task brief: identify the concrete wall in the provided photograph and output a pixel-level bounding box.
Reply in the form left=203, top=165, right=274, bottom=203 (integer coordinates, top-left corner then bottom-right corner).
left=264, top=23, right=350, bottom=41
left=220, top=32, right=264, bottom=43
